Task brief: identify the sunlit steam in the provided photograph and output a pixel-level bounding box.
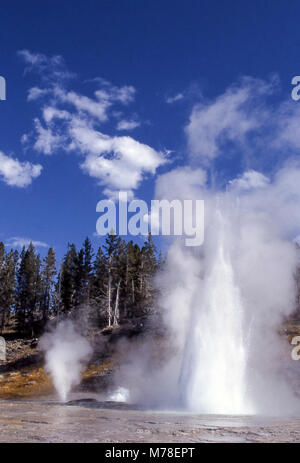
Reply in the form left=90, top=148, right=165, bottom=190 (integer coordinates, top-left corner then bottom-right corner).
left=113, top=165, right=300, bottom=416
left=40, top=320, right=92, bottom=402
left=179, top=208, right=253, bottom=414
left=108, top=387, right=130, bottom=403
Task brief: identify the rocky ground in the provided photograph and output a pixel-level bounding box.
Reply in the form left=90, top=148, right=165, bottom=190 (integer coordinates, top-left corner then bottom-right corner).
left=0, top=396, right=300, bottom=443
left=0, top=322, right=148, bottom=399
left=0, top=321, right=300, bottom=443
left=0, top=334, right=115, bottom=399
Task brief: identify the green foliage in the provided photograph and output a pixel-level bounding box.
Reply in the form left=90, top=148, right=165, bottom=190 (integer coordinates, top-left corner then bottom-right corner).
left=0, top=233, right=163, bottom=335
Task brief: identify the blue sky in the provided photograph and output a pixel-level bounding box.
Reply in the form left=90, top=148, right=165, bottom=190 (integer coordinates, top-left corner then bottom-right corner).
left=1, top=0, right=300, bottom=259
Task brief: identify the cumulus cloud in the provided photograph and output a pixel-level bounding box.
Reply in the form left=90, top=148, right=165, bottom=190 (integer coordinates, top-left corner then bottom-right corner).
left=0, top=151, right=42, bottom=187
left=78, top=128, right=166, bottom=198
left=20, top=50, right=166, bottom=198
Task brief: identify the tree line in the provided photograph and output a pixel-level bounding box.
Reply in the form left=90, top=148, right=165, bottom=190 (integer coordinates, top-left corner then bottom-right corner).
left=0, top=234, right=162, bottom=336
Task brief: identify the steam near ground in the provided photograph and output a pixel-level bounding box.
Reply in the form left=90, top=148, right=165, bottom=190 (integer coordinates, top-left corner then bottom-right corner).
left=39, top=320, right=92, bottom=402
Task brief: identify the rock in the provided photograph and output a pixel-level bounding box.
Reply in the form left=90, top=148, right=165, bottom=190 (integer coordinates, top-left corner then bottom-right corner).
left=0, top=336, right=6, bottom=361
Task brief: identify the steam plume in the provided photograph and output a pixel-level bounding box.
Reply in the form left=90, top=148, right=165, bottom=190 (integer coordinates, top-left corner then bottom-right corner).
left=40, top=320, right=92, bottom=402
left=111, top=76, right=300, bottom=415
left=151, top=166, right=300, bottom=415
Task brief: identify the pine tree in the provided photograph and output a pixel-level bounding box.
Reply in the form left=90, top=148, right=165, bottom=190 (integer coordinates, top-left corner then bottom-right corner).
left=140, top=233, right=159, bottom=314
left=0, top=242, right=6, bottom=331
left=76, top=237, right=94, bottom=307
left=125, top=241, right=142, bottom=317
left=41, top=248, right=56, bottom=322
left=83, top=237, right=93, bottom=298
left=74, top=247, right=84, bottom=307
left=16, top=243, right=41, bottom=335
left=91, top=246, right=107, bottom=324
left=5, top=234, right=162, bottom=336
left=60, top=243, right=77, bottom=314
left=0, top=242, right=5, bottom=269
left=0, top=247, right=18, bottom=333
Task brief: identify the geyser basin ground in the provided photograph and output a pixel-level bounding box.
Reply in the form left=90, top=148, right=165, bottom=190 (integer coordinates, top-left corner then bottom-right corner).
left=0, top=395, right=300, bottom=443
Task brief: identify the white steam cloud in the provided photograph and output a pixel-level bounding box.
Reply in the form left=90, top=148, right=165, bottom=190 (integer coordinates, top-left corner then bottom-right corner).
left=111, top=77, right=300, bottom=416
left=39, top=320, right=92, bottom=402
left=112, top=168, right=300, bottom=415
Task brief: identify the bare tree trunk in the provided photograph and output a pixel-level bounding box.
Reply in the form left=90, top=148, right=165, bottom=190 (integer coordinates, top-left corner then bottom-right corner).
left=57, top=266, right=63, bottom=320
left=113, top=280, right=120, bottom=326
left=108, top=256, right=112, bottom=327
left=123, top=255, right=129, bottom=318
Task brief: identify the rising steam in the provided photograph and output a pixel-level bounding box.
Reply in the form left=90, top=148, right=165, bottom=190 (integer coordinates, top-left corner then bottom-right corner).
left=113, top=177, right=300, bottom=415
left=40, top=320, right=92, bottom=402
left=179, top=208, right=252, bottom=414
left=110, top=75, right=300, bottom=415
left=154, top=165, right=300, bottom=415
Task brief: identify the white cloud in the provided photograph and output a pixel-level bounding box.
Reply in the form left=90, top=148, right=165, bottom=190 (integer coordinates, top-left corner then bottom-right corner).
left=185, top=76, right=277, bottom=164
left=228, top=170, right=270, bottom=191
left=0, top=151, right=42, bottom=187
left=94, top=83, right=136, bottom=105
left=18, top=49, right=74, bottom=83
left=42, top=107, right=70, bottom=124
left=184, top=74, right=300, bottom=174
left=54, top=87, right=111, bottom=122
left=155, top=166, right=207, bottom=201
left=116, top=119, right=140, bottom=131
left=20, top=50, right=166, bottom=198
left=30, top=110, right=166, bottom=197
left=27, top=86, right=51, bottom=101
left=272, top=101, right=300, bottom=152
left=18, top=49, right=48, bottom=66
left=76, top=126, right=166, bottom=198
left=6, top=237, right=48, bottom=248
left=33, top=118, right=66, bottom=155
left=166, top=93, right=184, bottom=104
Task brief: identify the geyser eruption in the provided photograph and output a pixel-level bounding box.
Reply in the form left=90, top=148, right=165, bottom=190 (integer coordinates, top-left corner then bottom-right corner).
left=111, top=167, right=300, bottom=415
left=179, top=209, right=252, bottom=414
left=111, top=76, right=300, bottom=415
left=40, top=320, right=92, bottom=402
left=156, top=182, right=300, bottom=415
